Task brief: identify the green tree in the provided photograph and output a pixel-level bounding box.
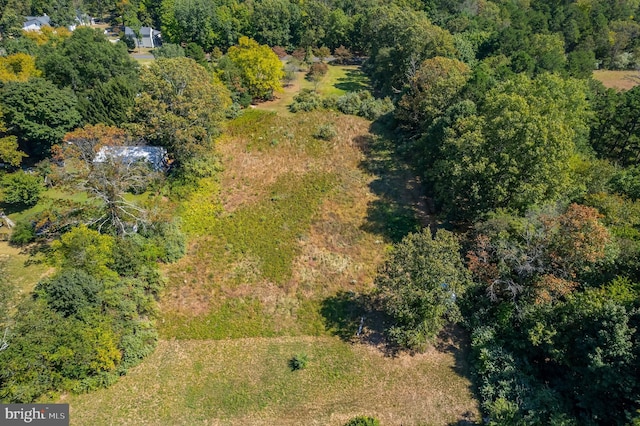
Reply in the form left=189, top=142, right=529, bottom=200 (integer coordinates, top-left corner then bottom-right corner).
left=396, top=56, right=470, bottom=134
left=376, top=228, right=470, bottom=351
left=184, top=42, right=206, bottom=65
left=363, top=4, right=456, bottom=96
left=38, top=269, right=103, bottom=318
left=78, top=76, right=139, bottom=127
left=0, top=0, right=28, bottom=40
left=251, top=0, right=293, bottom=47
left=227, top=36, right=284, bottom=100
left=37, top=27, right=139, bottom=93
left=133, top=57, right=231, bottom=172
left=1, top=171, right=44, bottom=206
left=0, top=109, right=26, bottom=166
left=0, top=78, right=81, bottom=159
left=428, top=74, right=591, bottom=219
left=590, top=85, right=640, bottom=166
left=51, top=225, right=115, bottom=278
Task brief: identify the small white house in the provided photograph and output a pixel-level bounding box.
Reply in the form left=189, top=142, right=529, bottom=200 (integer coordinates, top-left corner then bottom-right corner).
left=22, top=15, right=50, bottom=31
left=94, top=146, right=168, bottom=171
left=124, top=26, right=161, bottom=49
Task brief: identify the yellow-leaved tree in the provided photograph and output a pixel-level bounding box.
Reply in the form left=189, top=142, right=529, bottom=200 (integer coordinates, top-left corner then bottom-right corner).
left=0, top=108, right=26, bottom=166
left=227, top=36, right=284, bottom=101
left=0, top=53, right=41, bottom=82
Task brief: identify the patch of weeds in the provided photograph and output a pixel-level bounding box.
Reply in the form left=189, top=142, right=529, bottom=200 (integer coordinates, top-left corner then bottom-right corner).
left=289, top=353, right=309, bottom=371
left=344, top=416, right=380, bottom=426
left=313, top=123, right=337, bottom=141
left=178, top=178, right=223, bottom=236
left=212, top=171, right=336, bottom=283
left=159, top=298, right=279, bottom=339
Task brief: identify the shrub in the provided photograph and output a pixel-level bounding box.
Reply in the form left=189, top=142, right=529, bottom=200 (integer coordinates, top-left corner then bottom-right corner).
left=344, top=416, right=380, bottom=426
left=38, top=269, right=103, bottom=318
left=1, top=170, right=44, bottom=206
left=289, top=89, right=323, bottom=112
left=336, top=91, right=364, bottom=115
left=271, top=45, right=287, bottom=58
left=337, top=91, right=394, bottom=121
left=10, top=220, right=36, bottom=245
left=151, top=43, right=185, bottom=59
left=313, top=123, right=337, bottom=141
left=289, top=353, right=309, bottom=371
left=307, top=62, right=328, bottom=80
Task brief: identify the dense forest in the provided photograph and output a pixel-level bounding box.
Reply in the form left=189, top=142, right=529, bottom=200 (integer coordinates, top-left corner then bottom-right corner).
left=1, top=0, right=640, bottom=424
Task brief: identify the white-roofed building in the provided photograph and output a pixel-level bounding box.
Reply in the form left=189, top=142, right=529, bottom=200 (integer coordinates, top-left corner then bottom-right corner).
left=93, top=146, right=168, bottom=171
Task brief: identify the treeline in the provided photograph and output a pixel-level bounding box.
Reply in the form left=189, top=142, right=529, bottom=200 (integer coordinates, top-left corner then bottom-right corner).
left=3, top=0, right=639, bottom=75
left=355, top=4, right=640, bottom=426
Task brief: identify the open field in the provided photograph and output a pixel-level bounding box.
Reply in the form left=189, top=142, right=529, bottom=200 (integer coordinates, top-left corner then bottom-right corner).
left=160, top=109, right=386, bottom=339
left=593, top=69, right=639, bottom=90
left=44, top=64, right=479, bottom=424
left=66, top=336, right=479, bottom=426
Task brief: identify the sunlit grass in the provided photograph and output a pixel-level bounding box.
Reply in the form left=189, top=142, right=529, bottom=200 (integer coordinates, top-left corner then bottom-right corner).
left=66, top=337, right=480, bottom=425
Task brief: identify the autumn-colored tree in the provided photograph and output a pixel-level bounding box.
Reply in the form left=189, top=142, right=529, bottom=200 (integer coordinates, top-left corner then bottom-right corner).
left=468, top=204, right=612, bottom=305
left=306, top=62, right=328, bottom=89
left=22, top=26, right=71, bottom=46
left=0, top=53, right=41, bottom=82
left=227, top=36, right=284, bottom=100
left=271, top=46, right=288, bottom=59
left=333, top=45, right=352, bottom=64
left=542, top=203, right=611, bottom=279
left=314, top=46, right=331, bottom=62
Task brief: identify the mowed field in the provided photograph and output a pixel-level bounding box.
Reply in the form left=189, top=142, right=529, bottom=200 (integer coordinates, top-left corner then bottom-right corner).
left=593, top=69, right=639, bottom=90
left=58, top=64, right=480, bottom=425
left=67, top=336, right=477, bottom=425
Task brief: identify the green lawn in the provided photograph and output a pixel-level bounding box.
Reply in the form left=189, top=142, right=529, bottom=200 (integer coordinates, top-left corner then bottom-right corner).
left=66, top=337, right=480, bottom=425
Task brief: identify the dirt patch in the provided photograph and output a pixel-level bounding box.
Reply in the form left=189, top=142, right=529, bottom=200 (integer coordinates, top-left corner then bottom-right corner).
left=593, top=70, right=640, bottom=91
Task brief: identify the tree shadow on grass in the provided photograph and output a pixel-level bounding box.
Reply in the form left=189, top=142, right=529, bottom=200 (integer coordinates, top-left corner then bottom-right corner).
left=438, top=324, right=483, bottom=426
left=355, top=120, right=431, bottom=243
left=334, top=69, right=369, bottom=92
left=320, top=291, right=401, bottom=357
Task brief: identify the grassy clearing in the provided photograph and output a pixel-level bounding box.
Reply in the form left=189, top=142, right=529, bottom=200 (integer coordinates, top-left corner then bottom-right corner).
left=0, top=241, right=51, bottom=296
left=593, top=70, right=639, bottom=90
left=257, top=64, right=369, bottom=114
left=161, top=109, right=386, bottom=338
left=66, top=336, right=480, bottom=425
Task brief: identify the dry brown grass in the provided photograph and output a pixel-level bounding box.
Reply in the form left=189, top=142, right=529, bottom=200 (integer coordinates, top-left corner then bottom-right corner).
left=593, top=70, right=640, bottom=90
left=66, top=336, right=480, bottom=426
left=161, top=110, right=382, bottom=323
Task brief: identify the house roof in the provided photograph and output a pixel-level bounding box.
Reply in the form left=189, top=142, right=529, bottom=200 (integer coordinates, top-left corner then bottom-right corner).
left=93, top=146, right=168, bottom=170
left=23, top=15, right=51, bottom=30
left=24, top=15, right=51, bottom=25
left=124, top=26, right=160, bottom=38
